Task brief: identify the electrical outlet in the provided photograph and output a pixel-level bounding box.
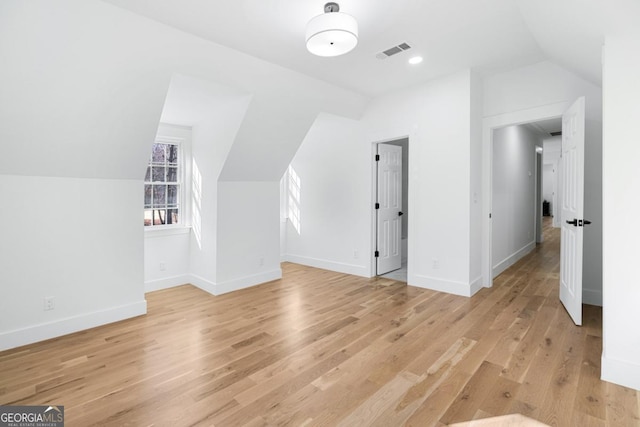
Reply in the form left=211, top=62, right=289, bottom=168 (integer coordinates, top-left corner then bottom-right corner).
left=432, top=258, right=439, bottom=269
left=159, top=262, right=166, bottom=271
left=259, top=257, right=264, bottom=266
left=354, top=250, right=359, bottom=259
left=44, top=296, right=54, bottom=311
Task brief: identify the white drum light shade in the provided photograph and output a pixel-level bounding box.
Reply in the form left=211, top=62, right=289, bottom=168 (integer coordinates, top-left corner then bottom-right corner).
left=306, top=3, right=358, bottom=57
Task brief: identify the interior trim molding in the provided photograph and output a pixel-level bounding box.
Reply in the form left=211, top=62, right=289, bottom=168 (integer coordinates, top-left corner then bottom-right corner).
left=492, top=241, right=536, bottom=278
left=282, top=254, right=369, bottom=278
left=409, top=274, right=477, bottom=297
left=0, top=300, right=147, bottom=352
left=145, top=274, right=192, bottom=293
left=602, top=355, right=640, bottom=391
left=214, top=269, right=282, bottom=295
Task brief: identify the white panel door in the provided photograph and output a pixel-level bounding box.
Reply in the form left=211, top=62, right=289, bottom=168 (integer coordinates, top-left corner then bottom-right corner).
left=560, top=97, right=586, bottom=326
left=376, top=144, right=402, bottom=275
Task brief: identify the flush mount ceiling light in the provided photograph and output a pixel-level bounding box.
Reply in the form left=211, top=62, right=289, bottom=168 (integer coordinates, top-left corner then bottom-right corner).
left=408, top=55, right=423, bottom=65
left=306, top=2, right=358, bottom=57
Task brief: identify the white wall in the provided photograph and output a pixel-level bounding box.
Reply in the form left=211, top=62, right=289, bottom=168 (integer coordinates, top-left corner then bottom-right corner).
left=601, top=35, right=640, bottom=391
left=216, top=182, right=282, bottom=294
left=484, top=61, right=602, bottom=122
left=542, top=136, right=561, bottom=219
left=482, top=61, right=603, bottom=306
left=491, top=125, right=538, bottom=277
left=0, top=176, right=146, bottom=351
left=470, top=72, right=484, bottom=283
left=284, top=71, right=477, bottom=295
left=144, top=229, right=191, bottom=292
left=0, top=0, right=368, bottom=350
left=168, top=78, right=253, bottom=293
left=542, top=164, right=554, bottom=212
left=583, top=119, right=603, bottom=306
left=283, top=113, right=369, bottom=277
left=143, top=124, right=193, bottom=292
left=365, top=70, right=475, bottom=295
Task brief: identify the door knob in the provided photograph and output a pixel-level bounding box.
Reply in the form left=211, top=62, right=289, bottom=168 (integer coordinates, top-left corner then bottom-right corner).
left=584, top=220, right=592, bottom=225
left=398, top=211, right=404, bottom=216
left=566, top=219, right=578, bottom=226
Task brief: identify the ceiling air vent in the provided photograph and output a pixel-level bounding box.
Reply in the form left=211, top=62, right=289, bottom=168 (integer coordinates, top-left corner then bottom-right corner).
left=376, top=42, right=412, bottom=60
left=550, top=131, right=562, bottom=136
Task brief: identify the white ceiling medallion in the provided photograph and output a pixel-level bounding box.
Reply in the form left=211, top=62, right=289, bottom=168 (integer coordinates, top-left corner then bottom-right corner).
left=306, top=2, right=358, bottom=57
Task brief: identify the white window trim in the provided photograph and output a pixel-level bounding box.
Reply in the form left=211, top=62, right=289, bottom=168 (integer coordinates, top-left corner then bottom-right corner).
left=144, top=125, right=192, bottom=233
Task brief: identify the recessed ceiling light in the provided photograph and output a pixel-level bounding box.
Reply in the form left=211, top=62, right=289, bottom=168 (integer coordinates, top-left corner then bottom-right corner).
left=408, top=56, right=423, bottom=65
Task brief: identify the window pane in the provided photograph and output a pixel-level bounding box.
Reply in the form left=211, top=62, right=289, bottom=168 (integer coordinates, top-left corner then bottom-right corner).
left=144, top=209, right=154, bottom=226
left=168, top=208, right=179, bottom=225
left=144, top=185, right=152, bottom=207
left=167, top=144, right=178, bottom=164
left=153, top=185, right=166, bottom=207
left=152, top=166, right=165, bottom=182
left=144, top=141, right=181, bottom=227
left=166, top=166, right=178, bottom=182
left=152, top=209, right=166, bottom=225
left=151, top=143, right=166, bottom=163
left=167, top=185, right=178, bottom=206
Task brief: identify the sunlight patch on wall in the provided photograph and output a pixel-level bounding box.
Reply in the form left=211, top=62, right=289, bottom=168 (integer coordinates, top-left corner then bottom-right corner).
left=287, top=165, right=301, bottom=234
left=191, top=159, right=203, bottom=248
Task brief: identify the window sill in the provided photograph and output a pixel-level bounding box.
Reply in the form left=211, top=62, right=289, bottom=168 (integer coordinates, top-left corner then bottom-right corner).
left=144, top=225, right=191, bottom=238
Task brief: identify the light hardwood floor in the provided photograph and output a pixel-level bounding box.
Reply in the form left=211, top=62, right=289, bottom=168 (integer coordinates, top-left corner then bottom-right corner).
left=1, top=219, right=638, bottom=426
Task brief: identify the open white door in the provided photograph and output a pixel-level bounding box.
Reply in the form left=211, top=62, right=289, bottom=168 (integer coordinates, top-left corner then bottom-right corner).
left=559, top=97, right=586, bottom=326
left=376, top=144, right=402, bottom=275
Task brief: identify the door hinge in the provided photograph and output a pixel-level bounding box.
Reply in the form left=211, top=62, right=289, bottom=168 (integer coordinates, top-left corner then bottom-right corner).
left=374, top=250, right=379, bottom=258
left=375, top=154, right=380, bottom=161
left=489, top=213, right=492, bottom=218
left=375, top=202, right=380, bottom=209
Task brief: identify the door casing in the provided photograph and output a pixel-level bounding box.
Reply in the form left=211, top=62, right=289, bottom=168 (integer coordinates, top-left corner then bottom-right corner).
left=482, top=101, right=573, bottom=287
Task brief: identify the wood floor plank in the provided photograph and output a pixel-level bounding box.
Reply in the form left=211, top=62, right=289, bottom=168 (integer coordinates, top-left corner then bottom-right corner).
left=0, top=218, right=636, bottom=426
left=439, top=360, right=504, bottom=424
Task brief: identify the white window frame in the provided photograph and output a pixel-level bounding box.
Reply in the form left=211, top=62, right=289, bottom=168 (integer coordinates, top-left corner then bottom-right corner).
left=144, top=125, right=192, bottom=234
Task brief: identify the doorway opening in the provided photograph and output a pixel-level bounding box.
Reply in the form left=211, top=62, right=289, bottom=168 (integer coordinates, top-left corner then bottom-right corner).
left=481, top=100, right=572, bottom=288
left=490, top=117, right=561, bottom=279
left=374, top=138, right=409, bottom=282
left=484, top=97, right=592, bottom=328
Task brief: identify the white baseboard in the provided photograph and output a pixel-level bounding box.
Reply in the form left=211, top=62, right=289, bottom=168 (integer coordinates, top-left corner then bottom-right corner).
left=469, top=275, right=484, bottom=296
left=583, top=288, right=603, bottom=306
left=189, top=273, right=217, bottom=295
left=492, top=241, right=535, bottom=278
left=150, top=269, right=283, bottom=297
left=602, top=355, right=640, bottom=391
left=145, top=274, right=192, bottom=293
left=409, top=274, right=475, bottom=297
left=214, top=269, right=282, bottom=295
left=283, top=254, right=369, bottom=277
left=0, top=300, right=147, bottom=352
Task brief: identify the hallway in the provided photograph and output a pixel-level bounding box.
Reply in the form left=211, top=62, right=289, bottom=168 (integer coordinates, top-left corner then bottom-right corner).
left=0, top=221, right=638, bottom=425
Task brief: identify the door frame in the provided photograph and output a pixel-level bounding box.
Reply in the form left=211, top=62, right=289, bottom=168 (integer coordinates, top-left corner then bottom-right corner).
left=371, top=136, right=410, bottom=277
left=482, top=101, right=571, bottom=287
left=536, top=148, right=543, bottom=244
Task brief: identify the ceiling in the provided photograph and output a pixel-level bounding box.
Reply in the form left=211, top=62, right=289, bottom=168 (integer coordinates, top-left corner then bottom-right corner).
left=524, top=117, right=562, bottom=138
left=100, top=0, right=614, bottom=97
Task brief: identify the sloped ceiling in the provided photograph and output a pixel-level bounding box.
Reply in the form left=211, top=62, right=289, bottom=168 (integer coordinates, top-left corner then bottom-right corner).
left=515, top=0, right=605, bottom=85
left=101, top=0, right=611, bottom=96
